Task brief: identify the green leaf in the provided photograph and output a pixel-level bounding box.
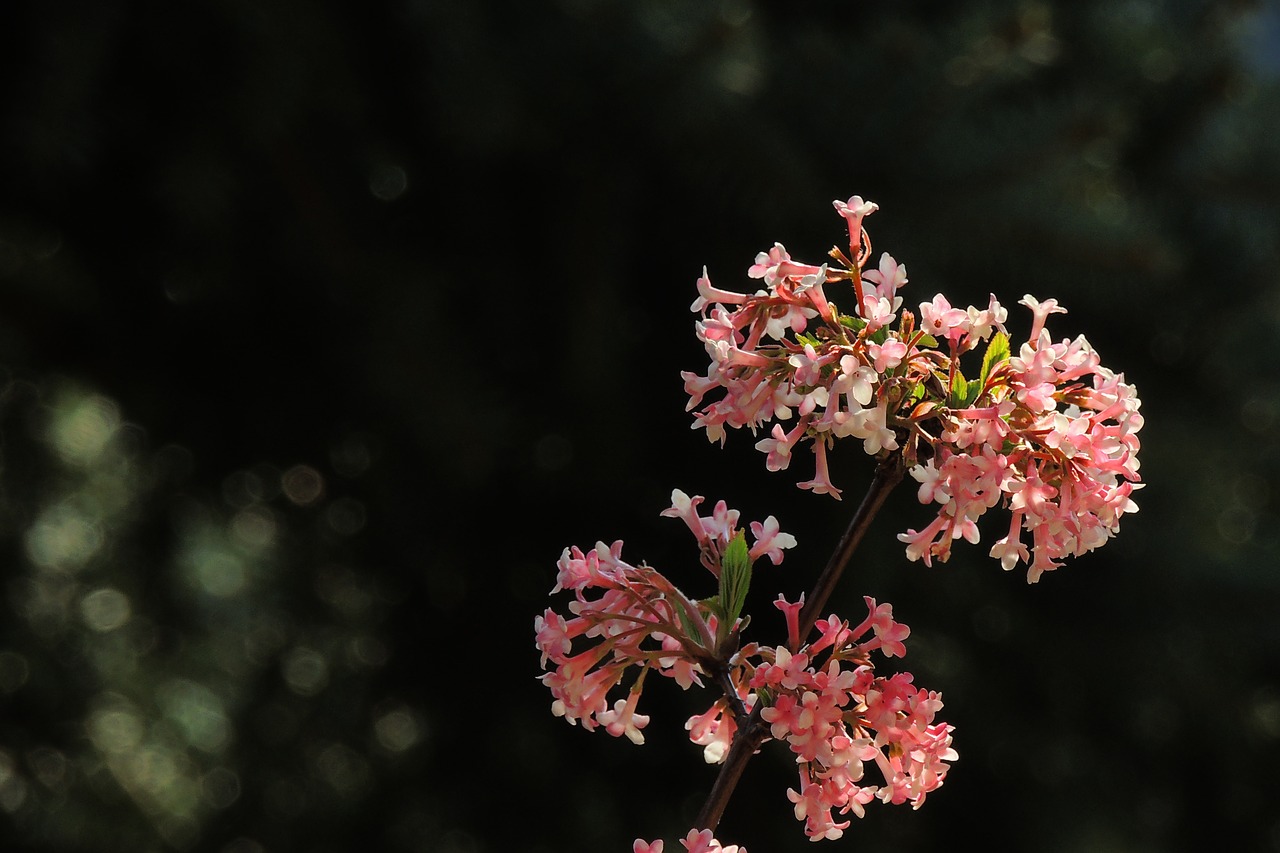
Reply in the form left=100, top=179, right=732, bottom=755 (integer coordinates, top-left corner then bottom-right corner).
left=718, top=532, right=752, bottom=635
left=948, top=364, right=978, bottom=408
left=680, top=599, right=713, bottom=646
left=978, top=331, right=1010, bottom=393
left=917, top=333, right=940, bottom=348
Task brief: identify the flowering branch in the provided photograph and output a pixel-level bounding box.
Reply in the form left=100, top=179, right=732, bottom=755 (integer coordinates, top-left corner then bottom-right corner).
left=537, top=195, right=1143, bottom=852
left=695, top=453, right=905, bottom=834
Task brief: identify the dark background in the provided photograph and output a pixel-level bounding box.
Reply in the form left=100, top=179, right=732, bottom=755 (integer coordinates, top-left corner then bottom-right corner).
left=2, top=1, right=1279, bottom=851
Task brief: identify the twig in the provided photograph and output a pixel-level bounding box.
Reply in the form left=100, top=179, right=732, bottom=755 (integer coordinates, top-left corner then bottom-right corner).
left=694, top=454, right=905, bottom=832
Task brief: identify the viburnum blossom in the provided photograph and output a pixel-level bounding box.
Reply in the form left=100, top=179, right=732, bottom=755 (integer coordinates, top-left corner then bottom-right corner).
left=537, top=492, right=953, bottom=845
left=682, top=197, right=1143, bottom=580
left=541, top=193, right=1145, bottom=851
left=750, top=599, right=954, bottom=841
left=536, top=490, right=792, bottom=738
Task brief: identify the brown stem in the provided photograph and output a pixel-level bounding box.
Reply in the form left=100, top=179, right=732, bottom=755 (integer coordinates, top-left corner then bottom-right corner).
left=694, top=453, right=906, bottom=833
left=796, top=455, right=905, bottom=641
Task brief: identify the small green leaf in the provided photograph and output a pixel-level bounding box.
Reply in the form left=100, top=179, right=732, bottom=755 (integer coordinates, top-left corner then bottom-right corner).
left=978, top=331, right=1010, bottom=393
left=947, top=365, right=974, bottom=408
left=680, top=599, right=712, bottom=646
left=719, top=532, right=752, bottom=634
left=917, top=333, right=940, bottom=348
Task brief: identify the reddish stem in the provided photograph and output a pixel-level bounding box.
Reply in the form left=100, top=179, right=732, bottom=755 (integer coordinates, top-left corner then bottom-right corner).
left=694, top=455, right=906, bottom=832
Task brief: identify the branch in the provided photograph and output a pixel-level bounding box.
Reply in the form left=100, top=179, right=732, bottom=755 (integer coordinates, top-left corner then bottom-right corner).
left=694, top=454, right=906, bottom=831
left=797, top=454, right=905, bottom=641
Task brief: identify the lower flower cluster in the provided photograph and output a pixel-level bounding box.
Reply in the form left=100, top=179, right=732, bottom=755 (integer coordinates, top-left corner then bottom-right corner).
left=535, top=492, right=955, bottom=846
left=751, top=601, right=955, bottom=841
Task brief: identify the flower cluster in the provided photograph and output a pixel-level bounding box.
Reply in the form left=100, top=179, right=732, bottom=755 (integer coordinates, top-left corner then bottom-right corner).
left=899, top=296, right=1143, bottom=581
left=536, top=491, right=953, bottom=845
left=752, top=599, right=955, bottom=841
left=534, top=490, right=795, bottom=742
left=682, top=196, right=1143, bottom=580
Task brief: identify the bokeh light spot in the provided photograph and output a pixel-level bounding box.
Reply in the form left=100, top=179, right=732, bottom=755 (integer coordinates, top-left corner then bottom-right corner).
left=281, top=465, right=324, bottom=506
left=1242, top=395, right=1279, bottom=434
left=160, top=679, right=231, bottom=753
left=25, top=502, right=103, bottom=571
left=330, top=434, right=374, bottom=478
left=80, top=587, right=132, bottom=632
left=316, top=566, right=373, bottom=619
left=156, top=813, right=199, bottom=849
left=325, top=497, right=366, bottom=535
left=0, top=750, right=28, bottom=814
left=190, top=547, right=248, bottom=598
left=1251, top=688, right=1280, bottom=739
left=374, top=706, right=421, bottom=753
left=222, top=469, right=277, bottom=508
left=202, top=766, right=242, bottom=809
left=315, top=742, right=370, bottom=795
left=281, top=647, right=328, bottom=696
left=346, top=635, right=389, bottom=669
left=26, top=747, right=69, bottom=792
left=1217, top=506, right=1257, bottom=545
left=972, top=604, right=1011, bottom=642
left=230, top=506, right=277, bottom=552
left=369, top=164, right=408, bottom=201
left=88, top=699, right=144, bottom=754
left=48, top=393, right=120, bottom=466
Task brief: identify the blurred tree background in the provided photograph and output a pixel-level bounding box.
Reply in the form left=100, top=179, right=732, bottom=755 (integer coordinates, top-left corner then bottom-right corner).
left=1, top=1, right=1279, bottom=851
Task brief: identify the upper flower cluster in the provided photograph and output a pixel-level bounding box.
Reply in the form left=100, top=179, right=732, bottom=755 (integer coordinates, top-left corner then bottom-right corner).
left=682, top=196, right=1143, bottom=580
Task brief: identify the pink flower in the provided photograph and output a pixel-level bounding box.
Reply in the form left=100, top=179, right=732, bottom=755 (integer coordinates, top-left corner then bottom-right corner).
left=1019, top=293, right=1067, bottom=341
left=850, top=596, right=910, bottom=659
left=660, top=489, right=709, bottom=543
left=832, top=195, right=879, bottom=263
left=797, top=440, right=843, bottom=500
left=919, top=293, right=970, bottom=343
left=748, top=242, right=791, bottom=284
left=691, top=266, right=750, bottom=313
left=680, top=828, right=746, bottom=853
left=598, top=692, right=651, bottom=744
left=686, top=694, right=753, bottom=764
left=868, top=339, right=908, bottom=372
left=773, top=593, right=805, bottom=651
left=748, top=514, right=798, bottom=564
left=861, top=252, right=907, bottom=306
left=754, top=422, right=803, bottom=472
